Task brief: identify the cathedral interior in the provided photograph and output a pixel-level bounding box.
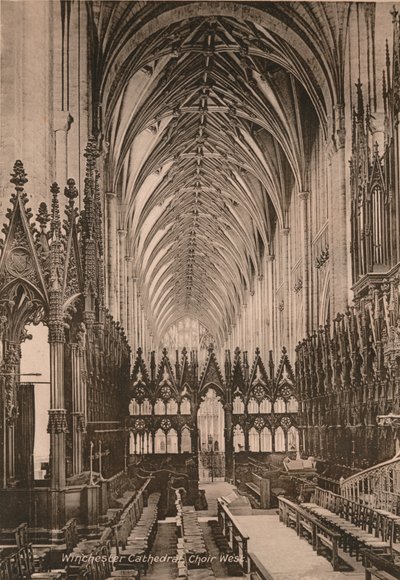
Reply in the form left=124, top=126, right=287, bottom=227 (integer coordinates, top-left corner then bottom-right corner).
left=1, top=1, right=400, bottom=578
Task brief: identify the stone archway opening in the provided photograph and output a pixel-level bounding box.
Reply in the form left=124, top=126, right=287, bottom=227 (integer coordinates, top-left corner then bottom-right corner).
left=197, top=388, right=225, bottom=482
left=20, top=322, right=50, bottom=482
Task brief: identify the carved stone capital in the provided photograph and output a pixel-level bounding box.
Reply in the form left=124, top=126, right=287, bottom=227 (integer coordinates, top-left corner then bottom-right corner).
left=72, top=411, right=86, bottom=433
left=47, top=409, right=68, bottom=434
left=48, top=321, right=65, bottom=343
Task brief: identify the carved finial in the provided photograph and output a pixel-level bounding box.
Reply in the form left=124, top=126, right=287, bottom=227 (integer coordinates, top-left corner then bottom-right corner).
left=94, top=169, right=104, bottom=257
left=64, top=178, right=78, bottom=202
left=243, top=351, right=248, bottom=367
left=234, top=346, right=240, bottom=356
left=150, top=349, right=156, bottom=366
left=50, top=183, right=61, bottom=232
left=83, top=136, right=99, bottom=161
left=37, top=202, right=50, bottom=230
left=10, top=160, right=28, bottom=191
left=255, top=346, right=260, bottom=356
left=162, top=347, right=168, bottom=357
left=137, top=347, right=143, bottom=358
left=208, top=343, right=214, bottom=353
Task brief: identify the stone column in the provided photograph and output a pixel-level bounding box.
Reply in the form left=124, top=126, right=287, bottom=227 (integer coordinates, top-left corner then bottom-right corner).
left=265, top=255, right=275, bottom=352
left=144, top=316, right=148, bottom=356
left=227, top=329, right=232, bottom=352
left=54, top=110, right=73, bottom=187
left=106, top=193, right=118, bottom=317
left=125, top=256, right=133, bottom=343
left=257, top=276, right=263, bottom=354
left=329, top=107, right=348, bottom=314
left=66, top=1, right=89, bottom=196
left=242, top=304, right=247, bottom=349
left=1, top=342, right=19, bottom=487
left=118, top=229, right=127, bottom=329
left=48, top=340, right=66, bottom=489
left=298, top=192, right=310, bottom=335
left=280, top=228, right=290, bottom=347
left=231, top=324, right=236, bottom=350
left=48, top=315, right=67, bottom=536
left=224, top=402, right=234, bottom=482
left=133, top=278, right=138, bottom=351
left=71, top=343, right=85, bottom=476
left=137, top=293, right=143, bottom=348
left=139, top=303, right=143, bottom=350
left=16, top=382, right=35, bottom=486
left=236, top=316, right=241, bottom=350
left=249, top=291, right=255, bottom=355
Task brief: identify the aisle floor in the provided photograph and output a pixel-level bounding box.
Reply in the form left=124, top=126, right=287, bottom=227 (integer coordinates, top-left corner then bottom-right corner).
left=146, top=521, right=177, bottom=580
left=236, top=513, right=366, bottom=580
left=198, top=481, right=236, bottom=517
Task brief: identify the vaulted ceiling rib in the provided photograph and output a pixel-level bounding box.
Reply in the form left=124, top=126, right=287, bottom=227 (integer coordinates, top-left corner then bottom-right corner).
left=91, top=2, right=348, bottom=345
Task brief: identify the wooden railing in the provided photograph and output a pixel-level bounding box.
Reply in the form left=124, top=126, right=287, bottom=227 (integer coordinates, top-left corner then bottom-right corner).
left=217, top=498, right=249, bottom=573
left=310, top=486, right=400, bottom=550
left=317, top=475, right=340, bottom=495
left=361, top=548, right=400, bottom=579
left=278, top=495, right=341, bottom=570
left=247, top=552, right=273, bottom=580
left=340, top=453, right=400, bottom=514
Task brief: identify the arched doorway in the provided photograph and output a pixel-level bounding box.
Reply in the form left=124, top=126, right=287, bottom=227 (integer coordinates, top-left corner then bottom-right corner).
left=197, top=388, right=225, bottom=481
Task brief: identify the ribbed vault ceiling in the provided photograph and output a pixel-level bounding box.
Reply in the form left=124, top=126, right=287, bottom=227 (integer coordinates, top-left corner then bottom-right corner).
left=91, top=1, right=350, bottom=345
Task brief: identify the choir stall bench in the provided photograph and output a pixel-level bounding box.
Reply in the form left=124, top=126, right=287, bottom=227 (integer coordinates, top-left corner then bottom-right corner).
left=245, top=473, right=270, bottom=509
